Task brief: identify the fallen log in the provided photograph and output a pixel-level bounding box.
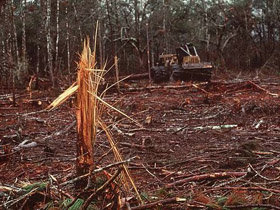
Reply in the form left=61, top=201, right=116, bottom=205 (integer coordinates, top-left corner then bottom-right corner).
left=165, top=172, right=247, bottom=188
left=121, top=82, right=207, bottom=92
left=107, top=73, right=149, bottom=84
left=123, top=73, right=149, bottom=81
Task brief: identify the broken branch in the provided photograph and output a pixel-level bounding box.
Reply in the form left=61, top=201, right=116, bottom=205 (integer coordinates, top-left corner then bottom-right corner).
left=131, top=197, right=204, bottom=210
left=248, top=81, right=279, bottom=97
left=81, top=167, right=123, bottom=210
left=166, top=172, right=247, bottom=188
left=60, top=156, right=138, bottom=186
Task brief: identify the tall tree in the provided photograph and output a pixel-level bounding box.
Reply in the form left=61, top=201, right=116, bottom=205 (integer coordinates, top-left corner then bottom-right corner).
left=10, top=0, right=20, bottom=80
left=46, top=0, right=54, bottom=86
left=1, top=0, right=280, bottom=88
left=55, top=0, right=60, bottom=73
left=21, top=0, right=27, bottom=76
left=65, top=3, right=70, bottom=75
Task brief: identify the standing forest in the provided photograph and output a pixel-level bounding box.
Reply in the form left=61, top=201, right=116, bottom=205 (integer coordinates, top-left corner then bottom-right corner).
left=1, top=0, right=280, bottom=209
left=1, top=0, right=280, bottom=86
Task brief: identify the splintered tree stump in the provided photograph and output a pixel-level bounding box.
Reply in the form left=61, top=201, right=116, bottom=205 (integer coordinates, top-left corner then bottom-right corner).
left=76, top=38, right=96, bottom=185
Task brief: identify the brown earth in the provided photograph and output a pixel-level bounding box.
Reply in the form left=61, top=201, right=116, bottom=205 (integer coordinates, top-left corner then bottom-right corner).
left=1, top=73, right=280, bottom=209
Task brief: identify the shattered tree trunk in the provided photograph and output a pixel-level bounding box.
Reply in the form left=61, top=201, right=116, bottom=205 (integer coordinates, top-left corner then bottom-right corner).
left=76, top=40, right=95, bottom=177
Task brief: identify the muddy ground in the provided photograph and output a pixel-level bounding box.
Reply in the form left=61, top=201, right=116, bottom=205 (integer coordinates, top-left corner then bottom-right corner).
left=1, top=73, right=280, bottom=209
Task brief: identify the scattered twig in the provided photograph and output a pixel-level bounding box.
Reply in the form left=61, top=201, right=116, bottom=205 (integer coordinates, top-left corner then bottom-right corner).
left=225, top=204, right=280, bottom=210
left=216, top=171, right=248, bottom=187
left=13, top=139, right=37, bottom=151
left=81, top=167, right=123, bottom=210
left=60, top=156, right=138, bottom=186
left=18, top=196, right=29, bottom=210
left=0, top=107, right=18, bottom=110
left=249, top=163, right=280, bottom=181
left=10, top=120, right=76, bottom=152
left=0, top=185, right=22, bottom=193
left=38, top=120, right=76, bottom=143
left=248, top=80, right=279, bottom=97
left=166, top=172, right=247, bottom=188
left=169, top=124, right=237, bottom=134
left=2, top=188, right=38, bottom=208
left=120, top=142, right=153, bottom=150
left=121, top=73, right=149, bottom=81
left=194, top=124, right=238, bottom=130
left=128, top=128, right=164, bottom=132
left=192, top=84, right=211, bottom=95
left=130, top=197, right=204, bottom=210
left=142, top=164, right=163, bottom=184
left=122, top=82, right=208, bottom=92
left=204, top=186, right=280, bottom=194
left=0, top=109, right=48, bottom=117
left=0, top=149, right=20, bottom=158
left=113, top=125, right=135, bottom=137
left=95, top=148, right=113, bottom=165
left=164, top=156, right=203, bottom=168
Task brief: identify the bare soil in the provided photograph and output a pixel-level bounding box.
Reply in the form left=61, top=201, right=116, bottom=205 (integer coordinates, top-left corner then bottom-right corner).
left=1, top=74, right=280, bottom=209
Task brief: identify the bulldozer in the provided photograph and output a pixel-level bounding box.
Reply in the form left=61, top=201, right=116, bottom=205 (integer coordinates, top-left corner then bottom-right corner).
left=151, top=43, right=213, bottom=83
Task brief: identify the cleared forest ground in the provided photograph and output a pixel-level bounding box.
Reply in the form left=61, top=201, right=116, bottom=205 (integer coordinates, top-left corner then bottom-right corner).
left=1, top=74, right=280, bottom=209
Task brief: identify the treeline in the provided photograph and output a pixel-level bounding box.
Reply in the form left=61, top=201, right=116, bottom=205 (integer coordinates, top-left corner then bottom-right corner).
left=0, top=0, right=280, bottom=87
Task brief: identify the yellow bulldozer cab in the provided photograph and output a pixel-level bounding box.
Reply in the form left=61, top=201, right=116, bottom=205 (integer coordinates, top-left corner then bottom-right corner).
left=158, top=53, right=200, bottom=66
left=183, top=55, right=200, bottom=64
left=159, top=54, right=178, bottom=66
